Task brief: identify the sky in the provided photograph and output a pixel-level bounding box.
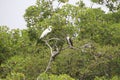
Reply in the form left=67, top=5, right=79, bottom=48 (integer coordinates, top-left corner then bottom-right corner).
left=0, top=0, right=36, bottom=29
left=0, top=0, right=108, bottom=30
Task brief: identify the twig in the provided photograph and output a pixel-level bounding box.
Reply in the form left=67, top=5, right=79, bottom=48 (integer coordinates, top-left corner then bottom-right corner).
left=62, top=46, right=80, bottom=51
left=61, top=46, right=69, bottom=50
left=47, top=38, right=60, bottom=41
left=45, top=40, right=52, bottom=54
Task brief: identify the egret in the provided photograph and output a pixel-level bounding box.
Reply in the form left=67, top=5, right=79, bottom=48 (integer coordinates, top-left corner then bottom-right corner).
left=40, top=26, right=52, bottom=39
left=66, top=35, right=73, bottom=47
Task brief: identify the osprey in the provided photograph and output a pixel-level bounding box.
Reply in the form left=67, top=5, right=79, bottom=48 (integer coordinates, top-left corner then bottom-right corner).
left=66, top=35, right=73, bottom=47
left=40, top=26, right=52, bottom=39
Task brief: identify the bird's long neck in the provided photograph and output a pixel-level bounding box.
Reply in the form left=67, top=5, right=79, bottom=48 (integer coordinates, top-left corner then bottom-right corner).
left=48, top=27, right=51, bottom=31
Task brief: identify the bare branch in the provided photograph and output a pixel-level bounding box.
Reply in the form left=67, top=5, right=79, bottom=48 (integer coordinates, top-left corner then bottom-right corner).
left=44, top=38, right=60, bottom=72
left=47, top=37, right=60, bottom=41
left=61, top=46, right=69, bottom=50
left=44, top=56, right=53, bottom=73
left=45, top=40, right=52, bottom=54
left=43, top=37, right=80, bottom=72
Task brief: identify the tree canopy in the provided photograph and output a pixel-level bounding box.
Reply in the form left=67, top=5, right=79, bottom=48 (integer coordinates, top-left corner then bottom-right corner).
left=0, top=0, right=120, bottom=80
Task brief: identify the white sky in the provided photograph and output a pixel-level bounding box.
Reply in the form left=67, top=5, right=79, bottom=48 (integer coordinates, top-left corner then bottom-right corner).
left=0, top=0, right=108, bottom=30
left=0, top=0, right=36, bottom=29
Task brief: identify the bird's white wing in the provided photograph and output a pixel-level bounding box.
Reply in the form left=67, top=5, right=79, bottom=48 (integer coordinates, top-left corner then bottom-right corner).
left=40, top=28, right=50, bottom=39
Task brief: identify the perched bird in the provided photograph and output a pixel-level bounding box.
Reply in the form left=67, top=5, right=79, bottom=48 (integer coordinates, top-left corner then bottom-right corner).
left=40, top=26, right=52, bottom=39
left=36, top=26, right=52, bottom=45
left=66, top=34, right=73, bottom=47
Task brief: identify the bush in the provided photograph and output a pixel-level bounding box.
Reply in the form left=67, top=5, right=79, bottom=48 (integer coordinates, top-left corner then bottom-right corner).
left=0, top=54, right=49, bottom=80
left=94, top=75, right=120, bottom=80
left=37, top=73, right=75, bottom=80
left=5, top=72, right=25, bottom=80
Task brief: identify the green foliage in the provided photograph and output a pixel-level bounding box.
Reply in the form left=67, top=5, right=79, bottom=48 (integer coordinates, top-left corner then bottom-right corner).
left=0, top=26, right=12, bottom=64
left=1, top=0, right=120, bottom=80
left=50, top=41, right=120, bottom=79
left=0, top=54, right=49, bottom=80
left=58, top=0, right=69, bottom=3
left=37, top=73, right=75, bottom=80
left=94, top=75, right=120, bottom=80
left=91, top=0, right=120, bottom=12
left=5, top=72, right=25, bottom=80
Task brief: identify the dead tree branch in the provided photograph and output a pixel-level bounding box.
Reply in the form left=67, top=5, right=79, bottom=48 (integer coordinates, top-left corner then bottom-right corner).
left=44, top=37, right=81, bottom=72
left=44, top=38, right=60, bottom=72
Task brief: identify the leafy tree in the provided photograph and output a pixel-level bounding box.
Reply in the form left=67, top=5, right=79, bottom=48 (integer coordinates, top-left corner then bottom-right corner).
left=37, top=73, right=75, bottom=80
left=1, top=0, right=120, bottom=80
left=91, top=0, right=120, bottom=12
left=0, top=26, right=12, bottom=64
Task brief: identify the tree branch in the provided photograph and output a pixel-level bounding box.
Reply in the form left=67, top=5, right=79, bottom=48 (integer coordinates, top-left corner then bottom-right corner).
left=44, top=39, right=60, bottom=72
left=47, top=38, right=60, bottom=41
left=43, top=37, right=80, bottom=72
left=45, top=40, right=52, bottom=54
left=44, top=56, right=53, bottom=73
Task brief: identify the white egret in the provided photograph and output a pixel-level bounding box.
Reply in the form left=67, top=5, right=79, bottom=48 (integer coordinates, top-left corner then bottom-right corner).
left=40, top=26, right=52, bottom=39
